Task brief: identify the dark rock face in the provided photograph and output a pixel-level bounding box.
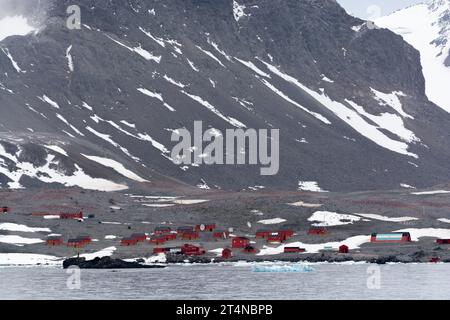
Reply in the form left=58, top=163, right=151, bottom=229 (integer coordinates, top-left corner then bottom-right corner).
left=2, top=0, right=450, bottom=191
left=62, top=256, right=166, bottom=269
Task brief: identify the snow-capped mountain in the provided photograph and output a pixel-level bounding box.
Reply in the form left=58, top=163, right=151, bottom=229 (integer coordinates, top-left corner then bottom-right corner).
left=377, top=0, right=450, bottom=113
left=2, top=0, right=450, bottom=192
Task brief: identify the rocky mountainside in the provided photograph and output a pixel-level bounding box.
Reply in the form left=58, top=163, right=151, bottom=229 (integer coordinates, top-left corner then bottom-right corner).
left=1, top=0, right=450, bottom=192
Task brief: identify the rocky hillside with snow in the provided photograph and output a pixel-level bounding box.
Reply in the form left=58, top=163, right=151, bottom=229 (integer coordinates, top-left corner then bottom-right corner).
left=377, top=0, right=450, bottom=114
left=2, top=0, right=450, bottom=192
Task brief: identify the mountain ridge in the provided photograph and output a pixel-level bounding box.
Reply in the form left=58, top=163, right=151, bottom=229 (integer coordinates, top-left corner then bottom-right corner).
left=1, top=0, right=450, bottom=192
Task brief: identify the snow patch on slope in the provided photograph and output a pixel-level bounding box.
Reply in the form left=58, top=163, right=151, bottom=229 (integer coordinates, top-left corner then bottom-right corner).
left=0, top=15, right=36, bottom=42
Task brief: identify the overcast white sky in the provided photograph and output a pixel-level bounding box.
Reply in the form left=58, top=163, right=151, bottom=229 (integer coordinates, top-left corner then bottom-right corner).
left=337, top=0, right=426, bottom=18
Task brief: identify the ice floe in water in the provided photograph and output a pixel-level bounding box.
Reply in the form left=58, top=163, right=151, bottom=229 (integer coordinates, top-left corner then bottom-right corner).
left=252, top=264, right=314, bottom=273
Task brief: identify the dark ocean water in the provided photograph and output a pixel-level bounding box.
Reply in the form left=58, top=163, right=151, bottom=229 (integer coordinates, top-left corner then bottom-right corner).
left=0, top=263, right=449, bottom=300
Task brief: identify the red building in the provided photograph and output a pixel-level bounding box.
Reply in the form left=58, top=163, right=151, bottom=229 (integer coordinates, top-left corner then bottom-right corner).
left=308, top=227, right=328, bottom=235
left=256, top=230, right=271, bottom=239
left=181, top=231, right=199, bottom=240
left=232, top=237, right=250, bottom=248
left=60, top=212, right=83, bottom=220
left=67, top=239, right=85, bottom=248
left=46, top=236, right=64, bottom=246
left=162, top=233, right=177, bottom=241
left=181, top=244, right=205, bottom=256
left=370, top=232, right=411, bottom=243
left=153, top=247, right=168, bottom=254
left=131, top=233, right=147, bottom=242
left=284, top=247, right=306, bottom=253
left=436, top=239, right=450, bottom=244
left=195, top=223, right=216, bottom=232
left=278, top=229, right=294, bottom=239
left=267, top=232, right=285, bottom=243
left=77, top=235, right=92, bottom=245
left=154, top=226, right=171, bottom=235
left=177, top=226, right=194, bottom=235
left=222, top=248, right=233, bottom=259
left=1, top=206, right=10, bottom=214
left=121, top=237, right=139, bottom=246
left=339, top=245, right=349, bottom=253
left=149, top=236, right=167, bottom=245
left=243, top=246, right=257, bottom=254
left=429, top=257, right=440, bottom=263
left=213, top=230, right=230, bottom=240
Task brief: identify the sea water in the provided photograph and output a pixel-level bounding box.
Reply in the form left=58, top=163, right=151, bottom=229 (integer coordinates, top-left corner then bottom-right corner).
left=0, top=263, right=449, bottom=300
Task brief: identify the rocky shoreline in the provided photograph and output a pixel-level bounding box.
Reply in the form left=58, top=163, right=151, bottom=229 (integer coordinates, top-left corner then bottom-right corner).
left=62, top=256, right=166, bottom=269
left=59, top=251, right=448, bottom=269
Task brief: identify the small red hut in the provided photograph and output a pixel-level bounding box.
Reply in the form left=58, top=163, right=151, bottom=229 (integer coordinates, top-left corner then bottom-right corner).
left=181, top=231, right=200, bottom=240
left=1, top=206, right=11, bottom=214
left=154, top=226, right=171, bottom=235
left=131, top=233, right=147, bottom=242
left=153, top=247, right=168, bottom=254
left=339, top=245, right=349, bottom=253
left=429, top=257, right=440, bottom=263
left=308, top=227, right=328, bottom=235
left=162, top=233, right=177, bottom=241
left=67, top=238, right=85, bottom=248
left=77, top=235, right=92, bottom=245
left=195, top=223, right=216, bottom=232
left=256, top=230, right=271, bottom=239
left=436, top=239, right=450, bottom=244
left=278, top=229, right=294, bottom=239
left=222, top=248, right=233, bottom=259
left=181, top=244, right=205, bottom=256
left=149, top=236, right=167, bottom=245
left=284, top=247, right=306, bottom=253
left=243, top=246, right=257, bottom=254
left=232, top=237, right=250, bottom=248
left=177, top=226, right=194, bottom=235
left=60, top=212, right=83, bottom=220
left=46, top=236, right=64, bottom=246
left=121, top=237, right=138, bottom=246
left=267, top=232, right=285, bottom=243
left=213, top=230, right=230, bottom=240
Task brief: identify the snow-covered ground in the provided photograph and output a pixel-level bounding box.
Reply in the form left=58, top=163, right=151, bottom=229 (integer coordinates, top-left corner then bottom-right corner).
left=0, top=223, right=51, bottom=233
left=355, top=214, right=418, bottom=223
left=0, top=253, right=61, bottom=266
left=411, top=190, right=450, bottom=195
left=288, top=201, right=323, bottom=208
left=395, top=228, right=450, bottom=241
left=80, top=246, right=116, bottom=260
left=257, top=218, right=287, bottom=225
left=307, top=211, right=361, bottom=226
left=0, top=235, right=44, bottom=246
left=297, top=181, right=328, bottom=192
left=81, top=154, right=148, bottom=182
left=258, top=235, right=371, bottom=255
left=0, top=15, right=36, bottom=42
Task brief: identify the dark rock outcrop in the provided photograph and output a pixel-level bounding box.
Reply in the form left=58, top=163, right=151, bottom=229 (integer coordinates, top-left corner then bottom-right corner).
left=62, top=256, right=166, bottom=269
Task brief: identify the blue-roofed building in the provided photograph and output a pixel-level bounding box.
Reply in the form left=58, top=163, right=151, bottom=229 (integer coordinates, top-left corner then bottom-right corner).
left=371, top=232, right=411, bottom=243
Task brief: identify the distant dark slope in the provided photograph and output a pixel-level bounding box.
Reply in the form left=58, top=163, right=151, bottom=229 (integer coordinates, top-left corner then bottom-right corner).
left=1, top=0, right=450, bottom=192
